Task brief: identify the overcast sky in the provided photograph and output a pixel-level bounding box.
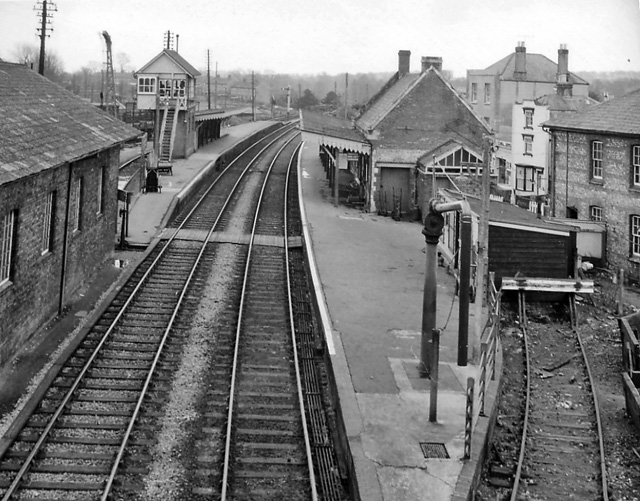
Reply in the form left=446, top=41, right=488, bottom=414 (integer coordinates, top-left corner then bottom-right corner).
left=1, top=0, right=639, bottom=77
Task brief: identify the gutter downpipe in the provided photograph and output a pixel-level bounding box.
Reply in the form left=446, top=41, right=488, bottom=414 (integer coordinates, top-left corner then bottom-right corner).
left=58, top=162, right=73, bottom=315
left=420, top=198, right=473, bottom=376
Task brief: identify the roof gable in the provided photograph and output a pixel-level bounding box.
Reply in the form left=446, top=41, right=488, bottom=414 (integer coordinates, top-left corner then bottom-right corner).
left=0, top=62, right=141, bottom=185
left=136, top=49, right=201, bottom=78
left=364, top=68, right=490, bottom=151
left=543, top=88, right=640, bottom=135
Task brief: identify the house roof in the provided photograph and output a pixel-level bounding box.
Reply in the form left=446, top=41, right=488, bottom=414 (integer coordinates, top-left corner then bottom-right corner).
left=135, top=49, right=202, bottom=77
left=469, top=51, right=588, bottom=85
left=542, top=88, right=640, bottom=136
left=0, top=62, right=141, bottom=186
left=356, top=72, right=422, bottom=132
left=534, top=93, right=597, bottom=112
left=362, top=68, right=491, bottom=151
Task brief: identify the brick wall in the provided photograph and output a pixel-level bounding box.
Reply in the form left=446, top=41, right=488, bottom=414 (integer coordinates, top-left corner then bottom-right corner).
left=552, top=130, right=640, bottom=278
left=0, top=147, right=120, bottom=366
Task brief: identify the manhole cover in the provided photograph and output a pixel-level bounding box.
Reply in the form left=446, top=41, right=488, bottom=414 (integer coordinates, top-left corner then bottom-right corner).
left=420, top=442, right=449, bottom=459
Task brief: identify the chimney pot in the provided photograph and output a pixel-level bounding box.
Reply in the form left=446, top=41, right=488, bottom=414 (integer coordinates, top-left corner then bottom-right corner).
left=398, top=50, right=411, bottom=75
left=421, top=56, right=443, bottom=73
left=514, top=42, right=527, bottom=80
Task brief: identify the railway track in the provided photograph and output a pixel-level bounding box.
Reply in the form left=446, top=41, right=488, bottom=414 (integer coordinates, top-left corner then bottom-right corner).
left=481, top=293, right=609, bottom=500
left=0, top=125, right=346, bottom=500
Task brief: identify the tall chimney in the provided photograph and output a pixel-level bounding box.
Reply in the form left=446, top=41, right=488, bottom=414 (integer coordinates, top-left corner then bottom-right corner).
left=421, top=56, right=443, bottom=73
left=514, top=41, right=526, bottom=80
left=556, top=44, right=572, bottom=97
left=398, top=50, right=411, bottom=75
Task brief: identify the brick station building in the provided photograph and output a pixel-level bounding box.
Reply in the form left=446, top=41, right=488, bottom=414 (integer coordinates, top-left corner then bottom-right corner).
left=0, top=61, right=141, bottom=366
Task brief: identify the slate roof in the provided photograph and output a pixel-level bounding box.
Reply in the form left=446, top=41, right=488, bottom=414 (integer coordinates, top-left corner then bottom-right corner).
left=136, top=49, right=202, bottom=77
left=300, top=110, right=366, bottom=143
left=534, top=93, right=597, bottom=112
left=543, top=88, right=640, bottom=136
left=366, top=68, right=491, bottom=152
left=356, top=72, right=421, bottom=131
left=469, top=51, right=588, bottom=85
left=0, top=62, right=141, bottom=186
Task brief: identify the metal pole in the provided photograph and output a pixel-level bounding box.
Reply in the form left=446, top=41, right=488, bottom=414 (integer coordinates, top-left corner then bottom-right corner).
left=458, top=213, right=472, bottom=366
left=429, top=329, right=441, bottom=422
left=420, top=209, right=445, bottom=376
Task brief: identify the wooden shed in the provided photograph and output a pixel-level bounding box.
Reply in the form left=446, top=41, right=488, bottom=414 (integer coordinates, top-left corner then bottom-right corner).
left=438, top=190, right=578, bottom=287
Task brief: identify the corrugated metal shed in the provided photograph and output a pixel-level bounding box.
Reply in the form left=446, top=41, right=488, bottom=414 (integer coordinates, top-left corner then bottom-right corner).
left=0, top=61, right=141, bottom=186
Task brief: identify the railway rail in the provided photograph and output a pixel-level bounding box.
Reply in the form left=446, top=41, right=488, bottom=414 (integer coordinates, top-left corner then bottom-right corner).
left=0, top=124, right=346, bottom=500
left=481, top=292, right=609, bottom=500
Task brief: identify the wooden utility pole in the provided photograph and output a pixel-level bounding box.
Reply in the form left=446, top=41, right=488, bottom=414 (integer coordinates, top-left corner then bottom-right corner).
left=473, top=134, right=493, bottom=359
left=214, top=62, right=218, bottom=109
left=35, top=0, right=56, bottom=76
left=251, top=71, right=256, bottom=121
left=207, top=50, right=211, bottom=110
left=345, top=72, right=349, bottom=119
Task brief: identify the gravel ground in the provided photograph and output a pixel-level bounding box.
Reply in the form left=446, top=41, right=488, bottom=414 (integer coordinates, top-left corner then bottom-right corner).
left=477, top=273, right=640, bottom=501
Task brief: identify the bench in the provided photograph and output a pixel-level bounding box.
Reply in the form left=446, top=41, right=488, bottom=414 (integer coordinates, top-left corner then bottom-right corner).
left=142, top=170, right=162, bottom=193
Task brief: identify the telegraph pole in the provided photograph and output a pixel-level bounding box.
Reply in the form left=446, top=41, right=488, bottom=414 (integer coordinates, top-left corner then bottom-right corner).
left=214, top=62, right=218, bottom=109
left=35, top=0, right=56, bottom=76
left=207, top=50, right=211, bottom=110
left=345, top=72, right=349, bottom=119
left=251, top=71, right=256, bottom=121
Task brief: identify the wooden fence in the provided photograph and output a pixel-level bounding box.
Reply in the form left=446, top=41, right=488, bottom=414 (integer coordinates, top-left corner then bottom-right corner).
left=619, top=312, right=640, bottom=433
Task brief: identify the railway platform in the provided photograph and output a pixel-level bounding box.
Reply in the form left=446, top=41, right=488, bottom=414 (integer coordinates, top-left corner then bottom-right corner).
left=0, top=120, right=500, bottom=501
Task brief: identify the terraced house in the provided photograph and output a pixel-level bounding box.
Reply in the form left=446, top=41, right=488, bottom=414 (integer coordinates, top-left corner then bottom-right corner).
left=544, top=88, right=640, bottom=281
left=0, top=61, right=141, bottom=367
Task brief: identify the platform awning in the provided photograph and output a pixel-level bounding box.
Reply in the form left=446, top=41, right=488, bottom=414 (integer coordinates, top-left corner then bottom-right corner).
left=301, top=130, right=371, bottom=155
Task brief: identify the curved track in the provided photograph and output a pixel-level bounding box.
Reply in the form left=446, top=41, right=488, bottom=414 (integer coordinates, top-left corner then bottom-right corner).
left=509, top=294, right=609, bottom=500
left=0, top=124, right=348, bottom=500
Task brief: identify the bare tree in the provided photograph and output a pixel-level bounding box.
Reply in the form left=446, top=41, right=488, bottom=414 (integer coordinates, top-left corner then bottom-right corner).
left=11, top=43, right=64, bottom=82
left=116, top=52, right=130, bottom=73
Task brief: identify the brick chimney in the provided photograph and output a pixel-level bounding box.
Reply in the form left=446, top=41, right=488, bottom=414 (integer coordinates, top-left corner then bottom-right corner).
left=556, top=44, right=573, bottom=97
left=421, top=56, right=443, bottom=73
left=514, top=41, right=527, bottom=80
left=398, top=50, right=411, bottom=75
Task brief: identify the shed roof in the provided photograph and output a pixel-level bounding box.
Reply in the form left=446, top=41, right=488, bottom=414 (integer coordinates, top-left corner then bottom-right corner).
left=443, top=189, right=575, bottom=234
left=542, top=88, right=640, bottom=136
left=0, top=62, right=141, bottom=186
left=135, top=49, right=201, bottom=77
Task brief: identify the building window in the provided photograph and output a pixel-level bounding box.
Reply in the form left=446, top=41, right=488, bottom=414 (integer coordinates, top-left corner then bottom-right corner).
left=523, top=134, right=533, bottom=155
left=591, top=140, right=603, bottom=179
left=173, top=79, right=186, bottom=97
left=74, top=177, right=83, bottom=232
left=524, top=108, right=534, bottom=128
left=97, top=167, right=105, bottom=215
left=42, top=191, right=55, bottom=254
left=1, top=210, right=16, bottom=285
left=159, top=79, right=171, bottom=97
left=516, top=165, right=536, bottom=192
left=470, top=83, right=477, bottom=103
left=590, top=205, right=603, bottom=222
left=484, top=83, right=491, bottom=104
left=632, top=215, right=640, bottom=257
left=137, top=77, right=156, bottom=94
left=632, top=145, right=640, bottom=186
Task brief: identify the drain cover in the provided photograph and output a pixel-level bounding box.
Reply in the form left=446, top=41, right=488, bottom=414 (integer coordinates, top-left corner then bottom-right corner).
left=420, top=442, right=449, bottom=459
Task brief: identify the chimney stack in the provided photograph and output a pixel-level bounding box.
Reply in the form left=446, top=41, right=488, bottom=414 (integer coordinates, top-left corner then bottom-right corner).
left=398, top=50, right=411, bottom=75
left=421, top=56, right=443, bottom=73
left=514, top=41, right=527, bottom=80
left=556, top=44, right=573, bottom=97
